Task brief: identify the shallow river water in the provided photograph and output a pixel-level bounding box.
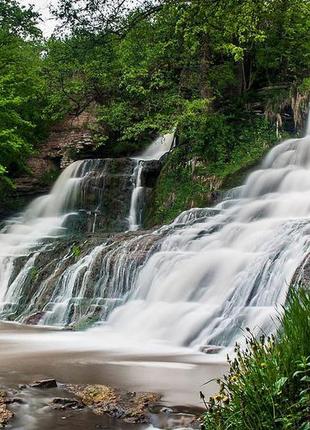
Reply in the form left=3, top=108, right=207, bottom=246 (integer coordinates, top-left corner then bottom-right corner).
left=0, top=322, right=226, bottom=429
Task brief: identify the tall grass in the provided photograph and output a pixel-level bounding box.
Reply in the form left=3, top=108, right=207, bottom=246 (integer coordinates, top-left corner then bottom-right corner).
left=202, top=289, right=310, bottom=430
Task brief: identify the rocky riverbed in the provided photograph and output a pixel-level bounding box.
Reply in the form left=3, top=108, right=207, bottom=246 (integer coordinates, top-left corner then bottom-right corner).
left=0, top=378, right=201, bottom=429
left=0, top=322, right=227, bottom=429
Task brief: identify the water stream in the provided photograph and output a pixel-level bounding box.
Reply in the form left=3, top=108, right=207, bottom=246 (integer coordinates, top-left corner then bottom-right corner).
left=128, top=134, right=175, bottom=231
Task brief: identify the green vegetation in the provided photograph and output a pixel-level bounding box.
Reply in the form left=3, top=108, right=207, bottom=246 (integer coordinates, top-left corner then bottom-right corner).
left=72, top=244, right=82, bottom=259
left=146, top=116, right=279, bottom=225
left=29, top=266, right=39, bottom=281
left=49, top=0, right=310, bottom=153
left=0, top=1, right=48, bottom=190
left=202, top=289, right=310, bottom=430
left=0, top=0, right=309, bottom=216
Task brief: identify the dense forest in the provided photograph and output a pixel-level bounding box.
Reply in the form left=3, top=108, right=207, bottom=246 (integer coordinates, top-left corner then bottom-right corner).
left=1, top=0, right=310, bottom=221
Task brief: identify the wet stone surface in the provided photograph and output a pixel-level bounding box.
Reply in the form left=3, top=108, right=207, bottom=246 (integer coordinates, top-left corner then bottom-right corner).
left=0, top=391, right=13, bottom=428
left=1, top=380, right=201, bottom=429
left=64, top=383, right=161, bottom=423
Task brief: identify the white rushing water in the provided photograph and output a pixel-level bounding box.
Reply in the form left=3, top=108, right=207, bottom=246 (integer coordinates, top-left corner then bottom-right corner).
left=128, top=134, right=175, bottom=231
left=0, top=123, right=310, bottom=352
left=0, top=136, right=174, bottom=324
left=128, top=161, right=144, bottom=231
left=105, top=123, right=310, bottom=348
left=0, top=161, right=85, bottom=302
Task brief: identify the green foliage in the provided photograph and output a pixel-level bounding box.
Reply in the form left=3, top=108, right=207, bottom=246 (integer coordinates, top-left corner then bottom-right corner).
left=72, top=244, right=81, bottom=258
left=51, top=0, right=166, bottom=35
left=0, top=2, right=49, bottom=190
left=1, top=0, right=310, bottom=197
left=146, top=114, right=278, bottom=226
left=178, top=103, right=231, bottom=163
left=29, top=266, right=39, bottom=281
left=47, top=0, right=310, bottom=156
left=202, top=288, right=310, bottom=430
left=0, top=0, right=41, bottom=38
left=145, top=148, right=208, bottom=225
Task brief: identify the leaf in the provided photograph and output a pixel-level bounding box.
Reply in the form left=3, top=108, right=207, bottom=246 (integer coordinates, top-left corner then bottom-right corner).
left=301, top=375, right=310, bottom=383
left=274, top=377, right=288, bottom=394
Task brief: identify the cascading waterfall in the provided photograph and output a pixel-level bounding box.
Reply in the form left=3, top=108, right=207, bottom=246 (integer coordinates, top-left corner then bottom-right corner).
left=0, top=158, right=141, bottom=322
left=0, top=160, right=83, bottom=303
left=104, top=124, right=310, bottom=348
left=0, top=136, right=174, bottom=326
left=0, top=124, right=310, bottom=351
left=128, top=134, right=175, bottom=231
left=128, top=161, right=144, bottom=231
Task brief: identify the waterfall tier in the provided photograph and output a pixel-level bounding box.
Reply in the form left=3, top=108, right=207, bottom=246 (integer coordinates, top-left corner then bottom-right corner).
left=0, top=130, right=310, bottom=350
left=0, top=136, right=173, bottom=326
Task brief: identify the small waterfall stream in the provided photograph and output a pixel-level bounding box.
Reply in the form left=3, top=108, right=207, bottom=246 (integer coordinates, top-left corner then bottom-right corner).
left=128, top=161, right=144, bottom=231
left=128, top=134, right=175, bottom=231
left=0, top=126, right=310, bottom=351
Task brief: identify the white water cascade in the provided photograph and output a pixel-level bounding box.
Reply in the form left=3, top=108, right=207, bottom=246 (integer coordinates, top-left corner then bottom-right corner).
left=0, top=138, right=174, bottom=324
left=0, top=123, right=310, bottom=351
left=0, top=161, right=85, bottom=301
left=128, top=134, right=175, bottom=231
left=128, top=161, right=144, bottom=231
left=104, top=124, right=310, bottom=348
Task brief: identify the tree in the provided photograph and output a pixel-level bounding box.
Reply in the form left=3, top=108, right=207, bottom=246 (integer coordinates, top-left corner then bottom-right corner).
left=0, top=1, right=46, bottom=187
left=52, top=0, right=167, bottom=35
left=0, top=0, right=41, bottom=37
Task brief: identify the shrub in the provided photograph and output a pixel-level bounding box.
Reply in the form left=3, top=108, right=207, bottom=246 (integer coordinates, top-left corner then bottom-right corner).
left=202, top=289, right=310, bottom=430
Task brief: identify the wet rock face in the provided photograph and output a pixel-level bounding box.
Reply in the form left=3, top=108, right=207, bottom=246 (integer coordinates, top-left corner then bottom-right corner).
left=0, top=229, right=163, bottom=327
left=292, top=254, right=310, bottom=286
left=141, top=160, right=162, bottom=188
left=64, top=158, right=138, bottom=234
left=49, top=397, right=84, bottom=410
left=65, top=158, right=164, bottom=233
left=0, top=391, right=14, bottom=427
left=64, top=384, right=161, bottom=423
left=30, top=379, right=58, bottom=389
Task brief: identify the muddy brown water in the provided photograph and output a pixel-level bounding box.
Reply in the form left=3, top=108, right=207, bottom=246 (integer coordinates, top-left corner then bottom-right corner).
left=0, top=322, right=227, bottom=429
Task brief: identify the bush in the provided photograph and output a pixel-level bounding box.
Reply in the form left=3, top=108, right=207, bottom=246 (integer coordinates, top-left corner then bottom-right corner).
left=146, top=113, right=279, bottom=226
left=202, top=289, right=310, bottom=430
left=178, top=101, right=232, bottom=163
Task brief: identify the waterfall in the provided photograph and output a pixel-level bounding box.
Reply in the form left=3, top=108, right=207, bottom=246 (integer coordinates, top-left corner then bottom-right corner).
left=138, top=134, right=175, bottom=160
left=1, top=125, right=310, bottom=351
left=128, top=133, right=175, bottom=231
left=104, top=126, right=310, bottom=348
left=0, top=161, right=82, bottom=265
left=128, top=161, right=144, bottom=231
left=0, top=136, right=173, bottom=325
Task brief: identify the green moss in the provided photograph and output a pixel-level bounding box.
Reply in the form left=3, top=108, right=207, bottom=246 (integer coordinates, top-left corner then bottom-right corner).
left=71, top=244, right=81, bottom=258
left=29, top=266, right=39, bottom=281
left=71, top=314, right=100, bottom=330
left=145, top=151, right=210, bottom=226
